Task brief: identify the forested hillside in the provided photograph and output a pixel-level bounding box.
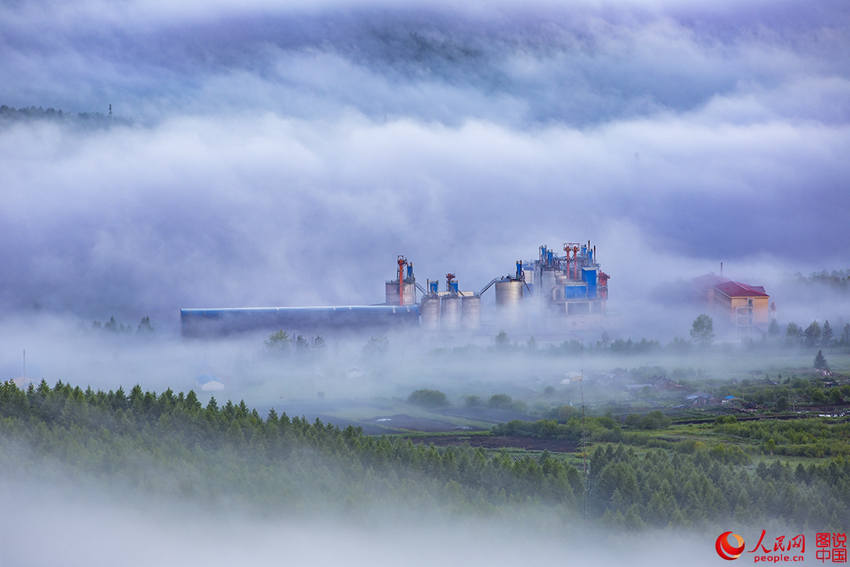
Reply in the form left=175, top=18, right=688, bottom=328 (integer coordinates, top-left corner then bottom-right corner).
left=1, top=380, right=848, bottom=529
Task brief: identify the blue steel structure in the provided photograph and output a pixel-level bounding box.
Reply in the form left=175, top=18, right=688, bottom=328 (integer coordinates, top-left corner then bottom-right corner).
left=517, top=241, right=609, bottom=315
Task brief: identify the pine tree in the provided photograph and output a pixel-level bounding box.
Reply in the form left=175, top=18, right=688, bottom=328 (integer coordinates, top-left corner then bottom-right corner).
left=814, top=350, right=829, bottom=371
left=266, top=408, right=279, bottom=424
left=265, top=330, right=290, bottom=351
left=804, top=321, right=822, bottom=347
left=822, top=320, right=833, bottom=346
left=185, top=390, right=201, bottom=411
left=137, top=316, right=154, bottom=333
left=786, top=322, right=802, bottom=344
left=768, top=319, right=780, bottom=337
left=690, top=314, right=714, bottom=347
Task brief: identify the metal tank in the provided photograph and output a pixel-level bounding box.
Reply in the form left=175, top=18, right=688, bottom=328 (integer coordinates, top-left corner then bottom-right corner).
left=441, top=295, right=462, bottom=329
left=461, top=295, right=481, bottom=329
left=385, top=282, right=397, bottom=305
left=385, top=281, right=417, bottom=305
left=495, top=279, right=523, bottom=306
left=541, top=269, right=557, bottom=298
left=420, top=295, right=441, bottom=330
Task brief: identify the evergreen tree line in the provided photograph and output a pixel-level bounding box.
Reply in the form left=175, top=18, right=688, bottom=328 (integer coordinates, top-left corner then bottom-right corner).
left=0, top=380, right=581, bottom=515
left=0, top=105, right=130, bottom=128
left=774, top=319, right=850, bottom=348
left=795, top=270, right=850, bottom=292
left=588, top=444, right=848, bottom=529
left=1, top=380, right=848, bottom=529
left=91, top=315, right=154, bottom=334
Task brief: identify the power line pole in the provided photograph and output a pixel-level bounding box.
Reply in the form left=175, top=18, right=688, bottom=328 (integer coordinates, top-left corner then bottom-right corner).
left=579, top=369, right=590, bottom=520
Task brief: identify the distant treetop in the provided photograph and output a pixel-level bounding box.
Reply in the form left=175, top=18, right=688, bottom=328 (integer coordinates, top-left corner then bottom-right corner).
left=0, top=104, right=130, bottom=129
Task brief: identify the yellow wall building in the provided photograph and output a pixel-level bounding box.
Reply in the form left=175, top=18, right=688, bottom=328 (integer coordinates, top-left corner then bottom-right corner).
left=712, top=280, right=770, bottom=328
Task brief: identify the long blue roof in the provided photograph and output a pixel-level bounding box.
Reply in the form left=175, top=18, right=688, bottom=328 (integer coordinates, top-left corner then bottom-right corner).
left=181, top=305, right=418, bottom=315
left=180, top=304, right=419, bottom=336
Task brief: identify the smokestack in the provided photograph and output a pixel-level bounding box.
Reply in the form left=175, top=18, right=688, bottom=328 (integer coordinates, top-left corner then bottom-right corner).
left=397, top=256, right=406, bottom=305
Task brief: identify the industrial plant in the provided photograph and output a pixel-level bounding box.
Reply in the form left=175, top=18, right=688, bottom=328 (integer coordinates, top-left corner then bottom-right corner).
left=180, top=241, right=610, bottom=336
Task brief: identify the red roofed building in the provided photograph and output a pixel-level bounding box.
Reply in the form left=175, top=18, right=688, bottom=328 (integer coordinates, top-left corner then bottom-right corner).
left=693, top=274, right=772, bottom=333
left=713, top=280, right=770, bottom=328
left=711, top=280, right=770, bottom=329
left=714, top=281, right=768, bottom=299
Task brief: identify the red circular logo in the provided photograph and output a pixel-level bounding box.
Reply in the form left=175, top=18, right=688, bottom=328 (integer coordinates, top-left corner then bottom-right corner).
left=716, top=531, right=746, bottom=560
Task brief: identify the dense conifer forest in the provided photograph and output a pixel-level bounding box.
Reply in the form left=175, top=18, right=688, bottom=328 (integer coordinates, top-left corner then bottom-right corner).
left=2, top=380, right=847, bottom=529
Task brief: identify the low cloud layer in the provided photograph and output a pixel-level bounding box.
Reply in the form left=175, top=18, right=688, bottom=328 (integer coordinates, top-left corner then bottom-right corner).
left=1, top=472, right=731, bottom=567
left=1, top=1, right=848, bottom=322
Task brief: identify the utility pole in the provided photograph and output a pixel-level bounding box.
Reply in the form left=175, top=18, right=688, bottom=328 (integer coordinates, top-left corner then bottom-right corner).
left=579, top=369, right=590, bottom=519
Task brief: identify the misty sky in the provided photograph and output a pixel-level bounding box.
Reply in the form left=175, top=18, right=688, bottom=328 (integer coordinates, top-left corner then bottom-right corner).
left=1, top=0, right=849, bottom=321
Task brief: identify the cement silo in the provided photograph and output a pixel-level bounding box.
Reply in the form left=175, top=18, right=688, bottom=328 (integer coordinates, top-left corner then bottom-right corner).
left=441, top=295, right=461, bottom=329
left=495, top=279, right=523, bottom=306
left=441, top=273, right=462, bottom=329
left=385, top=256, right=417, bottom=305
left=420, top=279, right=441, bottom=330
left=385, top=281, right=416, bottom=305
left=461, top=295, right=481, bottom=329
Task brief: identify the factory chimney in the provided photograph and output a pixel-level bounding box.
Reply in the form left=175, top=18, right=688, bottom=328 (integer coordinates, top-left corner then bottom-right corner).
left=397, top=256, right=407, bottom=305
